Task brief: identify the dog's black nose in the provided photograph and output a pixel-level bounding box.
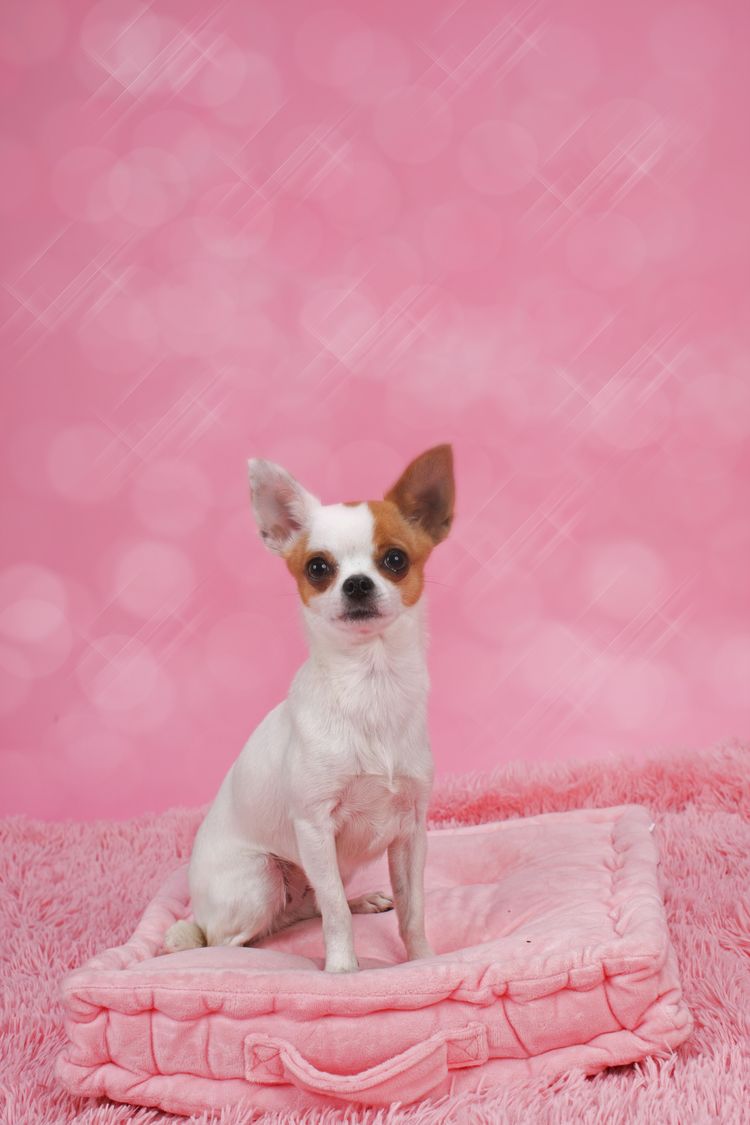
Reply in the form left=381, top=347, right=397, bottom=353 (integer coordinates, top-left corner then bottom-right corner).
left=342, top=574, right=375, bottom=600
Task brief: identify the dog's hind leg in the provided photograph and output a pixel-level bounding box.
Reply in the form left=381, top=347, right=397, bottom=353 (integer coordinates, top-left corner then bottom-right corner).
left=191, top=847, right=287, bottom=948
left=267, top=860, right=319, bottom=933
left=268, top=861, right=394, bottom=933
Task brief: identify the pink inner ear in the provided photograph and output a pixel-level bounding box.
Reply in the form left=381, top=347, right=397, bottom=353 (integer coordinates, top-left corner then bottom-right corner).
left=253, top=470, right=312, bottom=553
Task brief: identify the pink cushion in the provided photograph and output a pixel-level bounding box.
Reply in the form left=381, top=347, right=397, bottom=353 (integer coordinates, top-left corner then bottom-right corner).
left=56, top=805, right=692, bottom=1116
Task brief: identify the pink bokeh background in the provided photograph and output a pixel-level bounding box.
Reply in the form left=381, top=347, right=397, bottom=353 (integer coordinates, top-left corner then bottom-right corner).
left=1, top=0, right=748, bottom=820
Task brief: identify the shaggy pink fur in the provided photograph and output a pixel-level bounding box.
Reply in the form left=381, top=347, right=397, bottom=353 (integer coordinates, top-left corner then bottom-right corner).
left=1, top=743, right=749, bottom=1124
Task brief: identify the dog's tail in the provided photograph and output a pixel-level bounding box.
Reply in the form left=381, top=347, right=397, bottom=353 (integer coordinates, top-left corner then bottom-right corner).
left=163, top=919, right=207, bottom=953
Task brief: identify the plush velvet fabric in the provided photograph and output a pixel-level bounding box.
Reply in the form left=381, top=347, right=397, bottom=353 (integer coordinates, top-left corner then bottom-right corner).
left=56, top=805, right=690, bottom=1115
left=5, top=743, right=747, bottom=1123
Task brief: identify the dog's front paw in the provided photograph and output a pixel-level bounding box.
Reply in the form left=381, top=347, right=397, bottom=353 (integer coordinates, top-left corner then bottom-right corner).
left=348, top=890, right=394, bottom=914
left=325, top=952, right=359, bottom=973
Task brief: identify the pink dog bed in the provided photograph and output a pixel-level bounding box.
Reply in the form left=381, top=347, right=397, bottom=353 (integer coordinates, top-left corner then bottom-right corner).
left=56, top=805, right=692, bottom=1116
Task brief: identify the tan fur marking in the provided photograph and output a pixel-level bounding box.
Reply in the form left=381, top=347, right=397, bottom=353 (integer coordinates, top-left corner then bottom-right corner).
left=284, top=534, right=337, bottom=604
left=368, top=501, right=434, bottom=607
left=384, top=444, right=455, bottom=545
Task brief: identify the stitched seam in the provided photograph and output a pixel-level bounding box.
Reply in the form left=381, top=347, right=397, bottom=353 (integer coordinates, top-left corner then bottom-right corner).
left=66, top=810, right=667, bottom=1014
left=63, top=990, right=691, bottom=1088
left=65, top=948, right=657, bottom=1006
left=70, top=807, right=651, bottom=983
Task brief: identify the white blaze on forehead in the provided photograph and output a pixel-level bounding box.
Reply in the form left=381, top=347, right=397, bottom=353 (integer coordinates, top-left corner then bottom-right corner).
left=306, top=503, right=375, bottom=571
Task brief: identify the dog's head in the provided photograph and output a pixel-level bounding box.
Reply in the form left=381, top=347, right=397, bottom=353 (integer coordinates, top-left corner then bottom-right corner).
left=248, top=445, right=455, bottom=639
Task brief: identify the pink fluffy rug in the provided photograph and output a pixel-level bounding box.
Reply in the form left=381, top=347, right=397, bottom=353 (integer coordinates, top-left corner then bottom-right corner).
left=2, top=743, right=749, bottom=1124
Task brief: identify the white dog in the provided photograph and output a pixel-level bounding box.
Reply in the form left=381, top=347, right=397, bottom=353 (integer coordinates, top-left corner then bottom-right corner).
left=164, top=444, right=455, bottom=972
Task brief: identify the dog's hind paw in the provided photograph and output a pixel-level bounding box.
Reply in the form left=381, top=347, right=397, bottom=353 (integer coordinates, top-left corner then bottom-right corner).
left=348, top=890, right=394, bottom=914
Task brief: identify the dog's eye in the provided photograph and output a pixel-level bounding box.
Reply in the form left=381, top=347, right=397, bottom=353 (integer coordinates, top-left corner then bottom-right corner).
left=382, top=548, right=408, bottom=574
left=306, top=556, right=331, bottom=581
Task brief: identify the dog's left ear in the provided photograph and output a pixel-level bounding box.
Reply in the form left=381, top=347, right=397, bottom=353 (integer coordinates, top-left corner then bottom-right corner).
left=384, top=444, right=455, bottom=545
left=247, top=459, right=319, bottom=555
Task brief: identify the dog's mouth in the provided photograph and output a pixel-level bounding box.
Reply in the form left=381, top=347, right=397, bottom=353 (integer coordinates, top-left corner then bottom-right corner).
left=340, top=607, right=381, bottom=622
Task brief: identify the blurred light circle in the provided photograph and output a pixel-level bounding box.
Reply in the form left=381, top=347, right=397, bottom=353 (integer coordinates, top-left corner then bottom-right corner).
left=134, top=110, right=216, bottom=179
left=214, top=511, right=265, bottom=584
left=204, top=612, right=286, bottom=694
left=0, top=564, right=67, bottom=616
left=108, top=147, right=188, bottom=228
left=422, top=199, right=503, bottom=273
left=173, top=39, right=248, bottom=107
left=325, top=440, right=403, bottom=498
left=567, top=214, right=645, bottom=289
left=52, top=147, right=116, bottom=222
left=677, top=371, right=750, bottom=444
left=310, top=152, right=401, bottom=232
left=584, top=541, right=667, bottom=620
left=267, top=200, right=323, bottom=269
left=583, top=377, right=671, bottom=451
left=710, top=520, right=750, bottom=596
left=585, top=98, right=665, bottom=164
left=212, top=51, right=285, bottom=128
left=518, top=622, right=589, bottom=695
left=0, top=565, right=72, bottom=682
left=80, top=0, right=167, bottom=90
left=513, top=93, right=585, bottom=163
left=650, top=3, right=728, bottom=76
left=331, top=29, right=410, bottom=104
left=77, top=633, right=162, bottom=710
left=461, top=569, right=543, bottom=642
left=156, top=279, right=238, bottom=356
left=459, top=121, right=538, bottom=196
left=0, top=597, right=66, bottom=643
left=519, top=285, right=612, bottom=354
left=192, top=207, right=274, bottom=259
left=373, top=85, right=452, bottom=164
left=638, top=195, right=695, bottom=262
left=77, top=290, right=160, bottom=374
left=8, top=419, right=68, bottom=495
left=294, top=7, right=364, bottom=84
left=46, top=424, right=127, bottom=503
left=113, top=540, right=195, bottom=619
left=341, top=234, right=424, bottom=300
left=711, top=635, right=750, bottom=705
left=519, top=25, right=600, bottom=95
left=601, top=659, right=672, bottom=729
left=0, top=643, right=32, bottom=715
left=0, top=138, right=39, bottom=213
left=56, top=708, right=134, bottom=772
left=300, top=286, right=380, bottom=362
left=131, top=458, right=212, bottom=535
left=268, top=123, right=347, bottom=195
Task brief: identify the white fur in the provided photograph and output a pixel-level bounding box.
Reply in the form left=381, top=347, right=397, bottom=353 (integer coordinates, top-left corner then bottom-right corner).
left=292, top=501, right=410, bottom=635
left=164, top=464, right=437, bottom=972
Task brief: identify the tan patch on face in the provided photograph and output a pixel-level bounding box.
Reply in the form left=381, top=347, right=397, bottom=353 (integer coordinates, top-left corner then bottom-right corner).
left=368, top=500, right=434, bottom=607
left=284, top=534, right=337, bottom=605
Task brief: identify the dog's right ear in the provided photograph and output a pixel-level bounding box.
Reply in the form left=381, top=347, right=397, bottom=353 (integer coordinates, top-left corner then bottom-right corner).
left=247, top=459, right=319, bottom=555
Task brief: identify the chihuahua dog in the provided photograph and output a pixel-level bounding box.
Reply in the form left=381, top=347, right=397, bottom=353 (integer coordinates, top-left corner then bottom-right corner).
left=164, top=444, right=454, bottom=972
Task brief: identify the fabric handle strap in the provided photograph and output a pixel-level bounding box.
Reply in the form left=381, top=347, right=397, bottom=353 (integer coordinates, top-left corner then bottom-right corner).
left=245, top=1021, right=488, bottom=1106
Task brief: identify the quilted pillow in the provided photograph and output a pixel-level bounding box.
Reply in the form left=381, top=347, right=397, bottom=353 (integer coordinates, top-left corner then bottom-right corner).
left=56, top=805, right=692, bottom=1116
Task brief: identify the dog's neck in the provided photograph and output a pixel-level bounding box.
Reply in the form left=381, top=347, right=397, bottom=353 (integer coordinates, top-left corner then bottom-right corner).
left=301, top=600, right=429, bottom=700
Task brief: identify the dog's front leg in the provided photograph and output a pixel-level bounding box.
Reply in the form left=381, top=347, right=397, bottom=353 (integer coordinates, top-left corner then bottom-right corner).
left=388, top=810, right=434, bottom=961
left=294, top=817, right=358, bottom=973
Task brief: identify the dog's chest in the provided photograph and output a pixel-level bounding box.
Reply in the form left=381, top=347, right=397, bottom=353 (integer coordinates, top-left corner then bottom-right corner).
left=332, top=773, right=418, bottom=864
